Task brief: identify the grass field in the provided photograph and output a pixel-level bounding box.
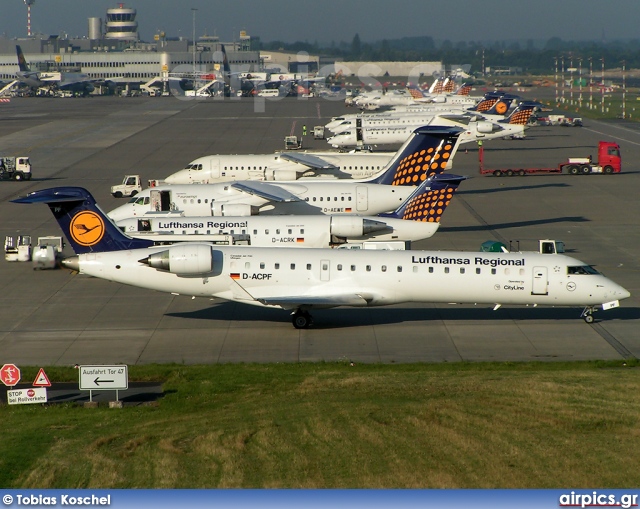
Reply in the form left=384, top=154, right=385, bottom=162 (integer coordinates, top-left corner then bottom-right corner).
left=1, top=361, right=640, bottom=488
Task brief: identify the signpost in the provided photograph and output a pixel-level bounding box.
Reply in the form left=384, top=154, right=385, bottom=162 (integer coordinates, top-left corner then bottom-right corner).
left=8, top=387, right=47, bottom=405
left=1, top=363, right=21, bottom=387
left=79, top=365, right=128, bottom=403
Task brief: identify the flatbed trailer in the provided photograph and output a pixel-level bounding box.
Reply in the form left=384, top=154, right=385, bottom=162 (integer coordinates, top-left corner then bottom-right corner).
left=478, top=141, right=621, bottom=176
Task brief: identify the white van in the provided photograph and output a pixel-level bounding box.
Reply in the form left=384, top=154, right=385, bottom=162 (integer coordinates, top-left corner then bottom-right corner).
left=258, top=89, right=281, bottom=97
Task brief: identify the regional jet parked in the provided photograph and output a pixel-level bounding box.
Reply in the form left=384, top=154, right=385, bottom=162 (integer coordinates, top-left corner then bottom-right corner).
left=115, top=173, right=466, bottom=247
left=164, top=151, right=395, bottom=184
left=107, top=127, right=464, bottom=221
left=13, top=188, right=629, bottom=328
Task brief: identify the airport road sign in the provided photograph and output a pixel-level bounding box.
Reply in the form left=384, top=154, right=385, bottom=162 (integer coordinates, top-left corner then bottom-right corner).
left=0, top=364, right=21, bottom=387
left=8, top=387, right=47, bottom=405
left=79, top=365, right=128, bottom=391
left=33, top=367, right=51, bottom=387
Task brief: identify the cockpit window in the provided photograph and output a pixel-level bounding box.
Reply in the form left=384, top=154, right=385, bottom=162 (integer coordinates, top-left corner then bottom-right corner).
left=127, top=196, right=138, bottom=203
left=567, top=265, right=600, bottom=275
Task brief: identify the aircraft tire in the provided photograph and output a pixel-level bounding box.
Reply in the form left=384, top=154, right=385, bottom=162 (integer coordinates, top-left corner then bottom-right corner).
left=292, top=311, right=312, bottom=329
left=583, top=314, right=594, bottom=324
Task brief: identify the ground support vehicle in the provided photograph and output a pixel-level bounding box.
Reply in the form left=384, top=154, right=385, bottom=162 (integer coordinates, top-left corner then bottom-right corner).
left=0, top=156, right=31, bottom=181
left=284, top=136, right=302, bottom=150
left=479, top=141, right=621, bottom=177
left=111, top=175, right=143, bottom=197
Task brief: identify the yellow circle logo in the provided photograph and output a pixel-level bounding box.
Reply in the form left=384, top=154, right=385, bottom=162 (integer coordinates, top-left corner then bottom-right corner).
left=495, top=102, right=508, bottom=115
left=70, top=211, right=105, bottom=247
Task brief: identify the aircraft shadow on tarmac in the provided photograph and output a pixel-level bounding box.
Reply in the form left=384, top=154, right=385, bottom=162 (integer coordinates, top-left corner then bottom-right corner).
left=440, top=216, right=589, bottom=233
left=458, top=183, right=570, bottom=194
left=166, top=303, right=639, bottom=330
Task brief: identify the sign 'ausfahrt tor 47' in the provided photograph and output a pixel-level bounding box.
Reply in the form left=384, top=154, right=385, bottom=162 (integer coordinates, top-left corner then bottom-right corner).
left=79, top=365, right=128, bottom=391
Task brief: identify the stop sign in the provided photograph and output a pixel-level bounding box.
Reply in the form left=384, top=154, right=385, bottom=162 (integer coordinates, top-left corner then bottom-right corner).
left=0, top=364, right=21, bottom=387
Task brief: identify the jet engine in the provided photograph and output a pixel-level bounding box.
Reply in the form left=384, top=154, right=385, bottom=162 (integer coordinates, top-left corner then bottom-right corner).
left=265, top=169, right=299, bottom=181
left=141, top=244, right=214, bottom=276
left=329, top=216, right=390, bottom=238
left=476, top=121, right=495, bottom=133
left=210, top=203, right=259, bottom=216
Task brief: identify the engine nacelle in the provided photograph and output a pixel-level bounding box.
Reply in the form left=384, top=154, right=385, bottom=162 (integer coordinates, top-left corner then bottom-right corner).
left=143, top=244, right=214, bottom=276
left=266, top=169, right=299, bottom=181
left=476, top=121, right=495, bottom=134
left=330, top=216, right=390, bottom=238
left=431, top=95, right=446, bottom=103
left=210, top=203, right=258, bottom=216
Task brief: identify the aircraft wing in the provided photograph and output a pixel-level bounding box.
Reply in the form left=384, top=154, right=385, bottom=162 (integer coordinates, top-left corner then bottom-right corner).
left=231, top=181, right=303, bottom=202
left=278, top=152, right=339, bottom=172
left=257, top=294, right=369, bottom=309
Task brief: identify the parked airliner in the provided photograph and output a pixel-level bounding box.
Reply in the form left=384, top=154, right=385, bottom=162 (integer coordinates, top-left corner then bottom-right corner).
left=114, top=173, right=465, bottom=247
left=107, top=127, right=464, bottom=221
left=13, top=188, right=630, bottom=328
left=164, top=150, right=395, bottom=184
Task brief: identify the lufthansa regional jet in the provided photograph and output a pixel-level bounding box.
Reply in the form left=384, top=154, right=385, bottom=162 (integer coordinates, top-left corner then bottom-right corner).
left=12, top=188, right=630, bottom=328
left=107, top=127, right=464, bottom=221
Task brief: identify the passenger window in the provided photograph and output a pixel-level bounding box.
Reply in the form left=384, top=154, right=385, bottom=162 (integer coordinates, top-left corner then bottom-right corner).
left=351, top=265, right=356, bottom=271
left=290, top=263, right=295, bottom=270
left=276, top=229, right=280, bottom=234
left=337, top=264, right=342, bottom=271
left=381, top=265, right=387, bottom=272
left=491, top=268, right=497, bottom=275
left=260, top=263, right=265, bottom=269
left=397, top=266, right=402, bottom=272
left=476, top=268, right=481, bottom=274
left=366, top=265, right=371, bottom=272
left=445, top=267, right=450, bottom=274
left=275, top=263, right=280, bottom=269
left=429, top=267, right=434, bottom=273
left=288, top=229, right=292, bottom=234
left=307, top=264, right=312, bottom=270
left=460, top=268, right=465, bottom=274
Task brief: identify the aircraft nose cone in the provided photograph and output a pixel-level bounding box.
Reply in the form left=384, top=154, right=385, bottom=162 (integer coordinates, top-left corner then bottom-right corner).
left=61, top=256, right=79, bottom=271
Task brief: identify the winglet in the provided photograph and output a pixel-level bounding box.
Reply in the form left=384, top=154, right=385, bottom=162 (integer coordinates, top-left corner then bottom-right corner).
left=12, top=187, right=153, bottom=254
left=367, top=126, right=463, bottom=186
left=380, top=173, right=467, bottom=222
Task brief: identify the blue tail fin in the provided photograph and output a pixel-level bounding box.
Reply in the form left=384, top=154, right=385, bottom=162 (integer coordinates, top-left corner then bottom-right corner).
left=501, top=101, right=541, bottom=125
left=12, top=187, right=153, bottom=254
left=380, top=173, right=466, bottom=222
left=16, top=45, right=29, bottom=73
left=368, top=126, right=463, bottom=186
left=483, top=93, right=521, bottom=116
left=220, top=44, right=231, bottom=76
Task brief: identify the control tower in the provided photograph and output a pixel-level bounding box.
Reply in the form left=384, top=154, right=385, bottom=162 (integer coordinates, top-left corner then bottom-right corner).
left=105, top=4, right=138, bottom=40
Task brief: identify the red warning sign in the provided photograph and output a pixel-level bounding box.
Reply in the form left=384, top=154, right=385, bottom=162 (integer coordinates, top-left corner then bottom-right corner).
left=33, top=368, right=51, bottom=387
left=0, top=364, right=20, bottom=387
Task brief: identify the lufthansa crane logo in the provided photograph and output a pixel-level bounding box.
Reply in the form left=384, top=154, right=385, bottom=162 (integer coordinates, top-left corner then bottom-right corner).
left=70, top=211, right=105, bottom=246
left=495, top=101, right=508, bottom=115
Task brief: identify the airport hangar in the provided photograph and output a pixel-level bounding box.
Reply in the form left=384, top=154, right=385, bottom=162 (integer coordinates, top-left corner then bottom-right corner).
left=0, top=94, right=638, bottom=366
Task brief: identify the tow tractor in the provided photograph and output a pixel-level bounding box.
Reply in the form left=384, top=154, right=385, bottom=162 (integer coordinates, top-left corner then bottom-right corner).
left=0, top=156, right=32, bottom=181
left=111, top=175, right=143, bottom=197
left=479, top=141, right=621, bottom=176
left=284, top=136, right=302, bottom=150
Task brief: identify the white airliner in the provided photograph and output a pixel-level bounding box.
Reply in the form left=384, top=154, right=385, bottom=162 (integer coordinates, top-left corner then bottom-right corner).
left=326, top=113, right=527, bottom=149
left=107, top=127, right=464, bottom=221
left=115, top=173, right=466, bottom=247
left=164, top=151, right=395, bottom=184
left=13, top=188, right=630, bottom=328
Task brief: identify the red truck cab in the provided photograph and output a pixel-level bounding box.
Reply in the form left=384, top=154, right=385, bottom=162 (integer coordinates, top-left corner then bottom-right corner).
left=597, top=141, right=622, bottom=173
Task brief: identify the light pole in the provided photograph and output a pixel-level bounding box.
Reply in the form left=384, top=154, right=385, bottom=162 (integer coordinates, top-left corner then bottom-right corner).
left=588, top=57, right=593, bottom=110
left=554, top=56, right=558, bottom=106
left=578, top=58, right=582, bottom=108
left=622, top=60, right=626, bottom=119
left=561, top=55, right=565, bottom=104
left=191, top=8, right=197, bottom=74
left=601, top=57, right=605, bottom=114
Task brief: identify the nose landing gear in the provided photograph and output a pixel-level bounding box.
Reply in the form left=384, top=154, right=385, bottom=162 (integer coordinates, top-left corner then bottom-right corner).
left=292, top=309, right=313, bottom=329
left=581, top=306, right=597, bottom=323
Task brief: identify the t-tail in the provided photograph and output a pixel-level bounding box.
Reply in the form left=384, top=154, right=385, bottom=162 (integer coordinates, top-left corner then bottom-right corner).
left=367, top=126, right=463, bottom=186
left=16, top=45, right=30, bottom=73
left=379, top=173, right=467, bottom=222
left=11, top=187, right=153, bottom=254
left=220, top=44, right=231, bottom=76
left=482, top=93, right=521, bottom=116
left=501, top=101, right=541, bottom=125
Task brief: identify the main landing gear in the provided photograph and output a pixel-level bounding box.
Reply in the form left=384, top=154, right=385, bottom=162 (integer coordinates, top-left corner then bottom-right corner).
left=292, top=309, right=313, bottom=329
left=581, top=306, right=597, bottom=323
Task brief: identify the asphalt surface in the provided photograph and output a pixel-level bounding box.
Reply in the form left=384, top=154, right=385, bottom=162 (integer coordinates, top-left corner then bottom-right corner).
left=0, top=91, right=638, bottom=367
